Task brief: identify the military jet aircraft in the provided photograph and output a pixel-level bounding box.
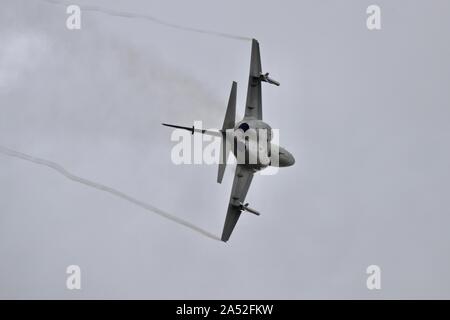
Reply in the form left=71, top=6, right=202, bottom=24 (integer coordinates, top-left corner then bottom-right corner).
left=163, top=39, right=295, bottom=242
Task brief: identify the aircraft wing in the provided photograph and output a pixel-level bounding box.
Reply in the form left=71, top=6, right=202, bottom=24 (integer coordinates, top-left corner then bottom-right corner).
left=244, top=39, right=263, bottom=120
left=244, top=39, right=279, bottom=120
left=221, top=164, right=255, bottom=242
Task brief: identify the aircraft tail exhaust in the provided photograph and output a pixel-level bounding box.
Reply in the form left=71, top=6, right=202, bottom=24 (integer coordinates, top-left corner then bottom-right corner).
left=217, top=81, right=237, bottom=184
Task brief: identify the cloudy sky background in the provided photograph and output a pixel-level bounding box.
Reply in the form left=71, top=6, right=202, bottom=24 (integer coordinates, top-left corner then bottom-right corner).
left=1, top=0, right=450, bottom=298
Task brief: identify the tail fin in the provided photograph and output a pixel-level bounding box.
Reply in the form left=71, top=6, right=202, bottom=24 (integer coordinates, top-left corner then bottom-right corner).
left=217, top=81, right=237, bottom=183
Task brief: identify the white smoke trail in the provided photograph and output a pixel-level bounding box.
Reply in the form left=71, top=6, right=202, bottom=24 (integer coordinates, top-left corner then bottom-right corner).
left=0, top=145, right=220, bottom=241
left=39, top=0, right=252, bottom=41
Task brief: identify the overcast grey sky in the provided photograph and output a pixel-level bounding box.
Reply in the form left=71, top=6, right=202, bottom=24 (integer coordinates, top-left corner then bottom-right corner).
left=1, top=0, right=450, bottom=299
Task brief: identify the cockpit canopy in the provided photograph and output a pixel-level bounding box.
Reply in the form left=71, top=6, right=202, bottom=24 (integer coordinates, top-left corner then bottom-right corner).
left=238, top=122, right=250, bottom=132
left=235, top=121, right=273, bottom=141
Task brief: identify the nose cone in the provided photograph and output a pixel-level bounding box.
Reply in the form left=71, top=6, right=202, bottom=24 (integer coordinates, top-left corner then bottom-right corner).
left=278, top=148, right=295, bottom=167
left=287, top=153, right=295, bottom=166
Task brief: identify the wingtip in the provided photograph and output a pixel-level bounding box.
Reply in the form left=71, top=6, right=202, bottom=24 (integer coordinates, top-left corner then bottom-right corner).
left=220, top=233, right=229, bottom=242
